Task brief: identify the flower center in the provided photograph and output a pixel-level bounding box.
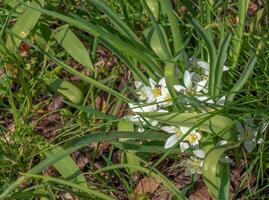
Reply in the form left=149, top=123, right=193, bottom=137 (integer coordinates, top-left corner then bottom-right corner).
left=153, top=86, right=162, bottom=97
left=187, top=134, right=198, bottom=144
left=176, top=129, right=183, bottom=136
left=186, top=87, right=194, bottom=96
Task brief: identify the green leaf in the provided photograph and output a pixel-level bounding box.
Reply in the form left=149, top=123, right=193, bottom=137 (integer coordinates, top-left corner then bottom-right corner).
left=6, top=0, right=44, bottom=49
left=118, top=121, right=140, bottom=173
left=228, top=55, right=257, bottom=102
left=214, top=33, right=232, bottom=96
left=88, top=0, right=141, bottom=44
left=146, top=0, right=159, bottom=19
left=144, top=26, right=171, bottom=60
left=44, top=146, right=88, bottom=188
left=142, top=0, right=171, bottom=59
left=54, top=25, right=94, bottom=71
left=231, top=0, right=250, bottom=68
left=143, top=112, right=236, bottom=141
left=159, top=0, right=186, bottom=68
left=202, top=143, right=239, bottom=199
left=186, top=16, right=217, bottom=97
left=46, top=77, right=83, bottom=104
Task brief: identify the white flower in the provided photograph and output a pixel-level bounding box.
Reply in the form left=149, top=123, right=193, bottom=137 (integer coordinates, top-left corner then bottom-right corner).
left=196, top=60, right=229, bottom=76
left=174, top=70, right=207, bottom=96
left=125, top=103, right=158, bottom=126
left=161, top=125, right=201, bottom=151
left=196, top=96, right=226, bottom=106
left=135, top=79, right=172, bottom=107
left=180, top=130, right=202, bottom=152
left=181, top=156, right=203, bottom=175
left=236, top=118, right=262, bottom=153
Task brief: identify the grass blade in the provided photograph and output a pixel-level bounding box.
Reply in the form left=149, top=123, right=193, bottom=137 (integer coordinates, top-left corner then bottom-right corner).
left=186, top=15, right=217, bottom=97
left=214, top=33, right=232, bottom=96
left=141, top=0, right=171, bottom=59
left=231, top=0, right=250, bottom=68
left=88, top=0, right=142, bottom=44
left=228, top=55, right=257, bottom=102
left=160, top=0, right=186, bottom=68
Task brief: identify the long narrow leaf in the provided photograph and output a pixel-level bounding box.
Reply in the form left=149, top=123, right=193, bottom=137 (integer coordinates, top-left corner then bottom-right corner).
left=228, top=55, right=257, bottom=102
left=54, top=25, right=94, bottom=71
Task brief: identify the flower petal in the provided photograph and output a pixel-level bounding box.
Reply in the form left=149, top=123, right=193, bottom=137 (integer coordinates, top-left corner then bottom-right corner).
left=174, top=85, right=186, bottom=92
left=223, top=65, right=229, bottom=71
left=196, top=79, right=207, bottom=93
left=161, top=126, right=177, bottom=134
left=164, top=134, right=179, bottom=149
left=149, top=78, right=156, bottom=89
left=217, top=96, right=226, bottom=106
left=197, top=60, right=209, bottom=70
left=193, top=149, right=205, bottom=159
left=134, top=81, right=143, bottom=89
left=184, top=70, right=193, bottom=89
left=180, top=127, right=191, bottom=135
left=159, top=77, right=167, bottom=87
left=244, top=140, right=254, bottom=153
left=180, top=142, right=190, bottom=152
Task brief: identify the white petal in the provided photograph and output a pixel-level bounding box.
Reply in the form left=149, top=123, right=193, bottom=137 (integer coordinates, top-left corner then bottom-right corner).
left=184, top=70, right=193, bottom=89
left=197, top=60, right=209, bottom=70
left=149, top=78, right=156, bottom=89
left=193, top=149, right=205, bottom=159
left=218, top=140, right=228, bottom=146
left=244, top=140, right=254, bottom=153
left=174, top=85, right=186, bottom=92
left=134, top=81, right=143, bottom=89
left=150, top=119, right=159, bottom=126
left=180, top=127, right=191, bottom=135
left=236, top=122, right=245, bottom=135
left=164, top=134, right=179, bottom=149
left=223, top=65, right=229, bottom=71
left=191, top=72, right=202, bottom=83
left=141, top=104, right=157, bottom=112
left=196, top=79, right=207, bottom=93
left=217, top=96, right=226, bottom=106
left=137, top=127, right=144, bottom=132
left=161, top=126, right=177, bottom=134
left=180, top=142, right=190, bottom=152
left=159, top=78, right=167, bottom=87
left=157, top=109, right=168, bottom=113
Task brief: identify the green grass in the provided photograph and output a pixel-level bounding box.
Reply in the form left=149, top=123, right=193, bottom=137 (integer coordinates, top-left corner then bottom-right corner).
left=0, top=0, right=269, bottom=199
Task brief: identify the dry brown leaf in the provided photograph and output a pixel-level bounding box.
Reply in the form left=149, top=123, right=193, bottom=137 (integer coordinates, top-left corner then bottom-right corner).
left=134, top=177, right=160, bottom=195
left=189, top=185, right=212, bottom=200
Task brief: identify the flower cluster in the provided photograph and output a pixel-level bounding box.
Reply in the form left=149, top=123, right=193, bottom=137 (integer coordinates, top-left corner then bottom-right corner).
left=125, top=59, right=229, bottom=174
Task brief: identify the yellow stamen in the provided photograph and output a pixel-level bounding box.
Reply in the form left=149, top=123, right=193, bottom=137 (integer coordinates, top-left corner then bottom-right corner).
left=187, top=134, right=198, bottom=144
left=153, top=86, right=161, bottom=97
left=186, top=87, right=194, bottom=96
